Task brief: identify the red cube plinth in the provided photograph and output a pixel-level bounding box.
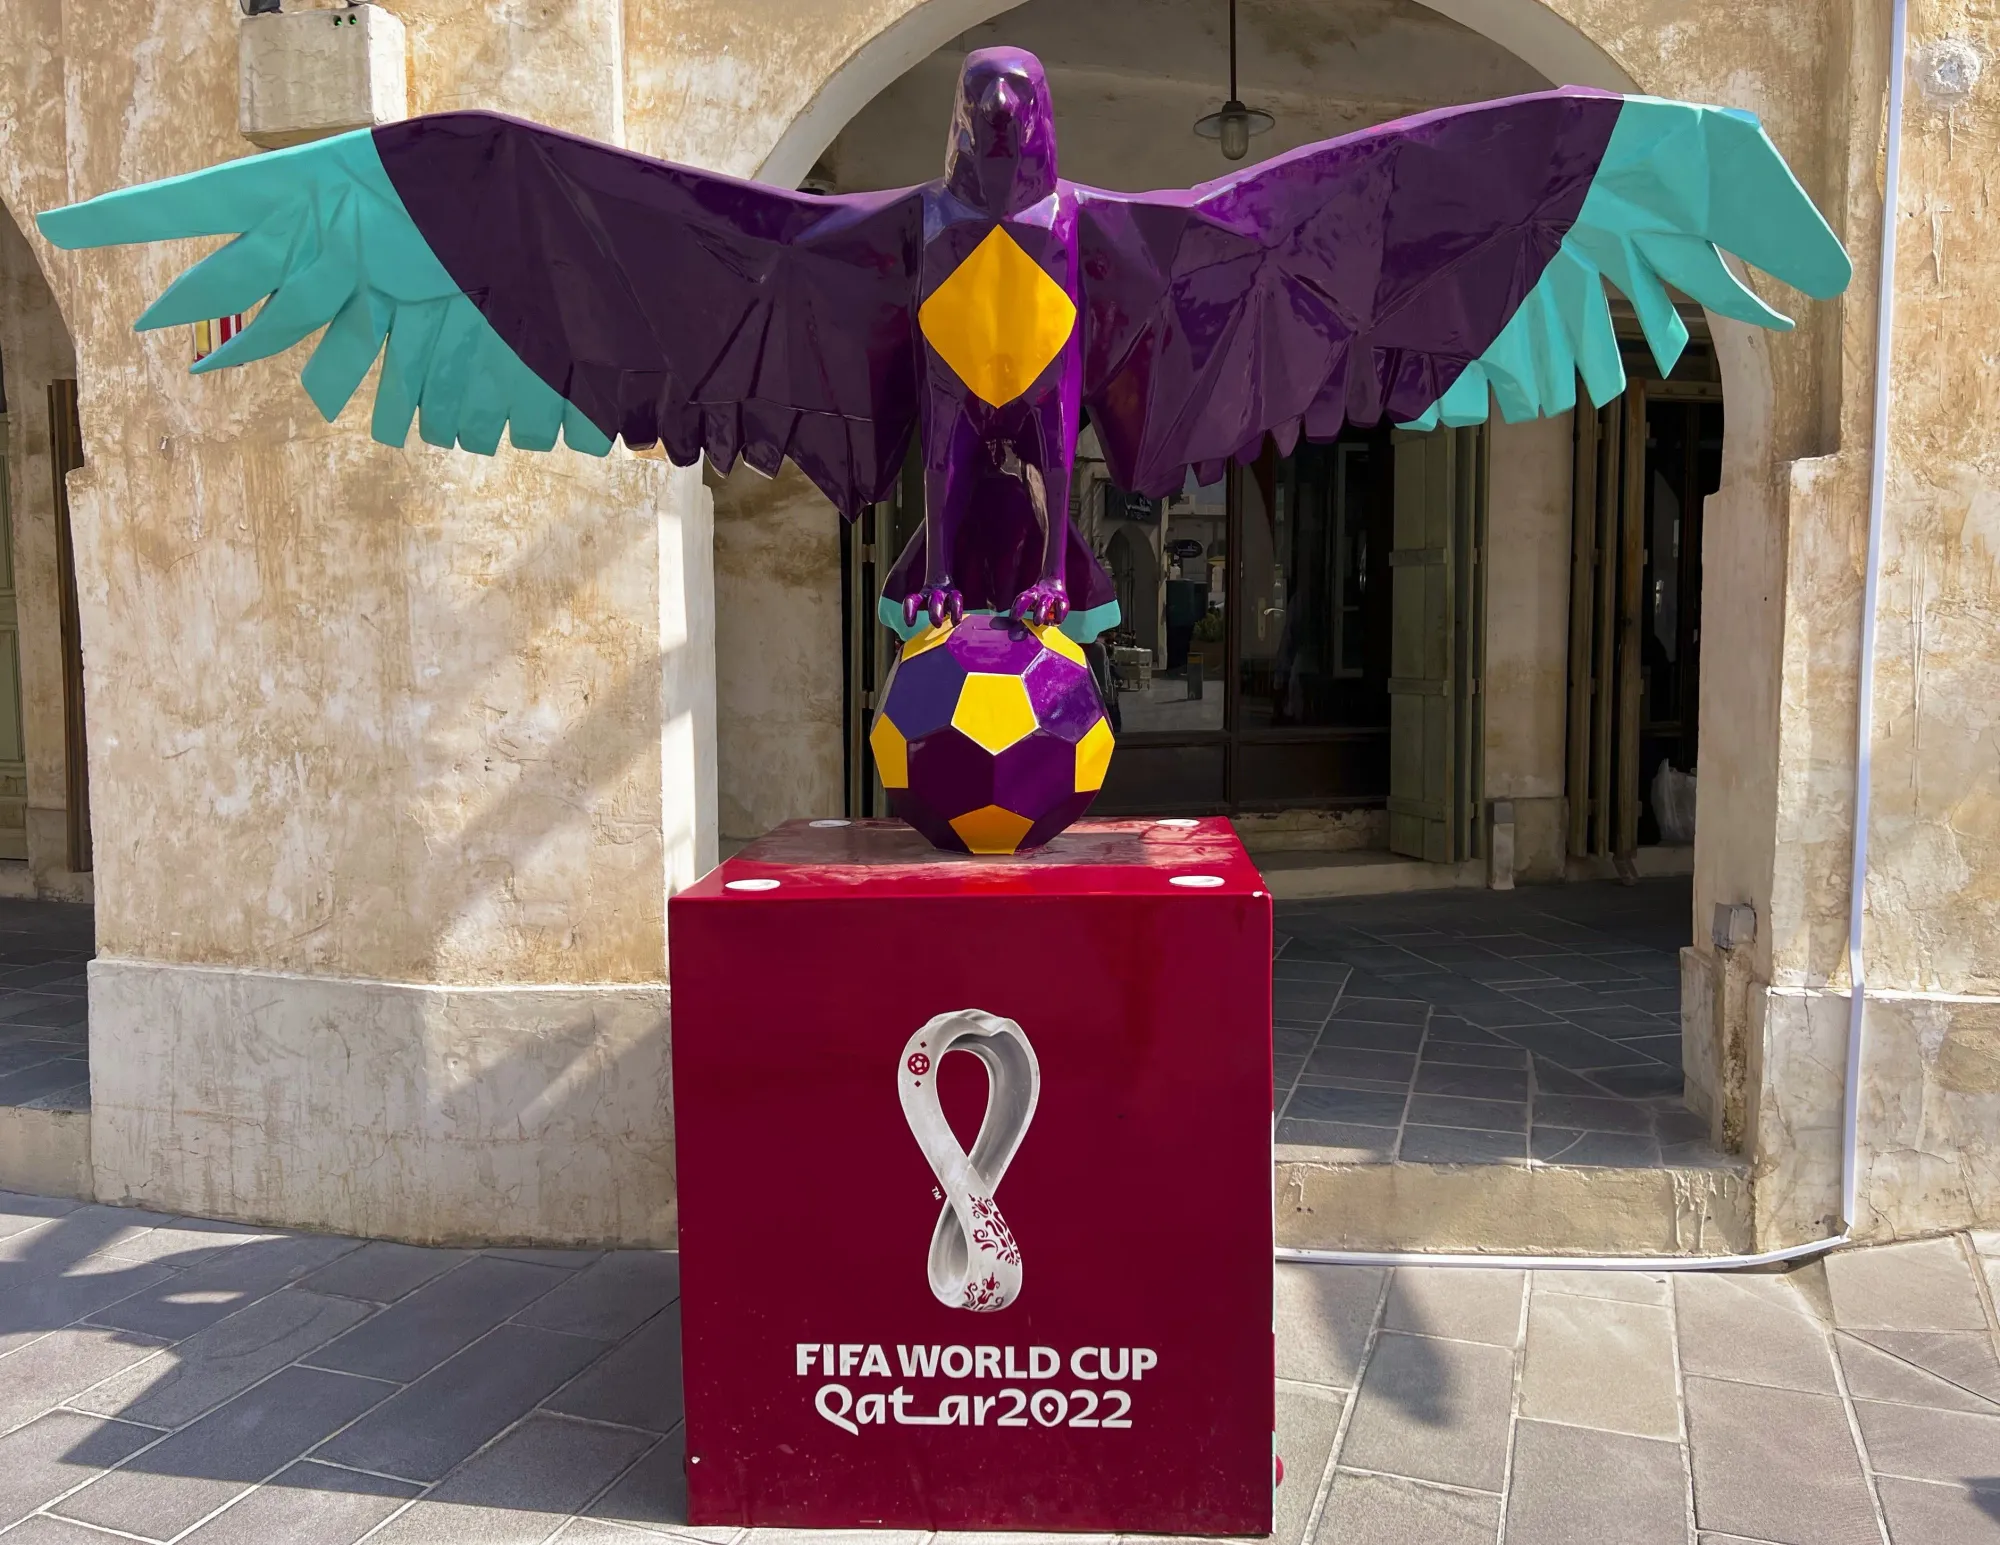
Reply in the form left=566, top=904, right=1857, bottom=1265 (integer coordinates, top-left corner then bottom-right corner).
left=668, top=818, right=1274, bottom=1534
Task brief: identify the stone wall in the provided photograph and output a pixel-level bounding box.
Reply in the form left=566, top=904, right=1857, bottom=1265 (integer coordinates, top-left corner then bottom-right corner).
left=0, top=0, right=1989, bottom=1248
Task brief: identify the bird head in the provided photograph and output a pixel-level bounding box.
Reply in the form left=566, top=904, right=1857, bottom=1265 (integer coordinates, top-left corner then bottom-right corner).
left=945, top=48, right=1059, bottom=215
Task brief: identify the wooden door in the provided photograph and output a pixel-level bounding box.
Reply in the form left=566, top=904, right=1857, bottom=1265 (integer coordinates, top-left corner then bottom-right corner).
left=0, top=416, right=27, bottom=861
left=47, top=381, right=89, bottom=873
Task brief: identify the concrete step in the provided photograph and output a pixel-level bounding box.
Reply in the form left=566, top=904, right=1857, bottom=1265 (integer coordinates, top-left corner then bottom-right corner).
left=0, top=1105, right=91, bottom=1201
left=1275, top=1146, right=1754, bottom=1258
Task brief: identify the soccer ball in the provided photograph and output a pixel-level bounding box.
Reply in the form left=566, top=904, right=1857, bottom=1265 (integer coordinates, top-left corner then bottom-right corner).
left=869, top=616, right=1114, bottom=855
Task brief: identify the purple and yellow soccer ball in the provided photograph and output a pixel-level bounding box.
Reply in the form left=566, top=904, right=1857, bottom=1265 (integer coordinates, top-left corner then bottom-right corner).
left=869, top=616, right=1114, bottom=855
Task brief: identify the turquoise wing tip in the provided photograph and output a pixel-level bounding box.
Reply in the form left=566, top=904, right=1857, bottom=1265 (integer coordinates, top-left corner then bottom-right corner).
left=34, top=203, right=100, bottom=251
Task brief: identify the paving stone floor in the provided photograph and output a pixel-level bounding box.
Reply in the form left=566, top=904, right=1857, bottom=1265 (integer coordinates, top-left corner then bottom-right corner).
left=0, top=901, right=92, bottom=1113
left=1, top=1189, right=1997, bottom=1544
left=1272, top=877, right=1717, bottom=1168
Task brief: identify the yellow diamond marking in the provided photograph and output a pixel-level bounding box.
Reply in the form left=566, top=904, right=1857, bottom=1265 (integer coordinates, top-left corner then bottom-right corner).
left=902, top=621, right=955, bottom=661
left=1074, top=716, right=1114, bottom=793
left=952, top=673, right=1038, bottom=754
left=951, top=804, right=1036, bottom=855
left=869, top=714, right=909, bottom=788
left=1028, top=622, right=1086, bottom=667
left=919, top=227, right=1078, bottom=408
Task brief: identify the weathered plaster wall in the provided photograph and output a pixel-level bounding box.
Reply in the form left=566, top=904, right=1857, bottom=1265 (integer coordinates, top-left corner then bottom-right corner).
left=712, top=463, right=844, bottom=840
left=0, top=0, right=1985, bottom=1247
left=0, top=0, right=715, bottom=1239
left=1482, top=413, right=1572, bottom=882
left=0, top=208, right=86, bottom=901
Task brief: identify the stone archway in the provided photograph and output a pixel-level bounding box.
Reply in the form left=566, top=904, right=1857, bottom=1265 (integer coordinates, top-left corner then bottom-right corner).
left=0, top=199, right=92, bottom=906
left=743, top=0, right=1802, bottom=1181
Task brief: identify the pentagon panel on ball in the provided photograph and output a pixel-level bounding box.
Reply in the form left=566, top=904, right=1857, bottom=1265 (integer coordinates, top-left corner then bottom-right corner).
left=869, top=616, right=1111, bottom=855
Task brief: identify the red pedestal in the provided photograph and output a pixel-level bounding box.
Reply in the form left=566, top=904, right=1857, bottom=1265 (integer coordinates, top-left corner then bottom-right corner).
left=668, top=818, right=1274, bottom=1534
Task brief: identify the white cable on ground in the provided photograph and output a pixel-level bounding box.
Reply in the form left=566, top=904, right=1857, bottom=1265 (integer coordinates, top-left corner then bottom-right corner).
left=1280, top=1, right=1908, bottom=1275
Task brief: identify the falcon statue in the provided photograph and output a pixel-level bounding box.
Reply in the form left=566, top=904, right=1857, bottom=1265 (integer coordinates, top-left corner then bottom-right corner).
left=38, top=47, right=1849, bottom=645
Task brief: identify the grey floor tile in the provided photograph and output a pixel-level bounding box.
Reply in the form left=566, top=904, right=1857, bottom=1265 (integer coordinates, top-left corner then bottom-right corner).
left=1455, top=1001, right=1570, bottom=1030
left=1854, top=1397, right=2000, bottom=1484
left=1531, top=1128, right=1663, bottom=1167
left=305, top=1256, right=572, bottom=1381
left=1530, top=1059, right=1618, bottom=1097
left=0, top=1260, right=180, bottom=1358
left=1417, top=1042, right=1528, bottom=1071
left=1398, top=1126, right=1528, bottom=1165
left=0, top=994, right=89, bottom=1029
left=83, top=1215, right=289, bottom=1271
left=178, top=1461, right=420, bottom=1544
left=75, top=1288, right=372, bottom=1429
left=1676, top=1274, right=1837, bottom=1394
left=0, top=1040, right=73, bottom=1077
left=1529, top=1093, right=1655, bottom=1136
left=1382, top=1268, right=1522, bottom=1348
left=1533, top=1269, right=1669, bottom=1306
left=1874, top=1476, right=2000, bottom=1544
left=1826, top=1238, right=1989, bottom=1332
left=0, top=1191, right=79, bottom=1243
left=1339, top=1331, right=1513, bottom=1491
left=1590, top=1065, right=1689, bottom=1099
left=0, top=1516, right=136, bottom=1543
left=1317, top=1022, right=1426, bottom=1055
left=1838, top=1330, right=2000, bottom=1412
left=586, top=1427, right=735, bottom=1539
left=1655, top=1108, right=1713, bottom=1145
left=1275, top=1386, right=1347, bottom=1545
left=1405, top=1095, right=1524, bottom=1133
left=1276, top=1262, right=1384, bottom=1390
left=1311, top=1470, right=1498, bottom=1545
left=1275, top=1119, right=1397, bottom=1159
left=1276, top=1028, right=1321, bottom=1058
left=84, top=1234, right=362, bottom=1340
left=1331, top=998, right=1429, bottom=1026
left=1302, top=1048, right=1418, bottom=1085
left=0, top=1325, right=173, bottom=1436
left=314, top=1322, right=607, bottom=1482
left=1504, top=1419, right=1687, bottom=1545
left=369, top=1413, right=656, bottom=1543
left=1507, top=983, right=1608, bottom=1012
left=300, top=1241, right=471, bottom=1305
left=0, top=1058, right=90, bottom=1106
left=1684, top=1375, right=1879, bottom=1545
left=1522, top=1290, right=1679, bottom=1439
left=1287, top=1086, right=1407, bottom=1127
left=0, top=1411, right=159, bottom=1530
left=1413, top=1064, right=1530, bottom=1101
left=53, top=1368, right=392, bottom=1538
left=544, top=1305, right=685, bottom=1433
left=1424, top=1021, right=1507, bottom=1047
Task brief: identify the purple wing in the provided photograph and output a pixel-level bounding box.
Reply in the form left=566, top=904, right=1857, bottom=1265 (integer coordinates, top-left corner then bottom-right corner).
left=375, top=113, right=925, bottom=518
left=1073, top=88, right=1621, bottom=496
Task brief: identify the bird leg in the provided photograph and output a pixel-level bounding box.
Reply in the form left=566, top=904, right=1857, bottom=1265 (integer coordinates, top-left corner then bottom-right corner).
left=1009, top=459, right=1070, bottom=628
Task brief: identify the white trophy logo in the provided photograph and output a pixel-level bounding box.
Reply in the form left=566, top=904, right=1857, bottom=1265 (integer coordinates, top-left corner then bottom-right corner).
left=898, top=1009, right=1040, bottom=1312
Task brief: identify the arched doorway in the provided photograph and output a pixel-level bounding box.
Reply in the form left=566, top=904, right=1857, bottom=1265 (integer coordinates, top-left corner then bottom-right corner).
left=0, top=203, right=91, bottom=903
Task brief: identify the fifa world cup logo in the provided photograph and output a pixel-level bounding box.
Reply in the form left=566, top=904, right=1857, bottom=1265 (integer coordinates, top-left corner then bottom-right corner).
left=898, top=1010, right=1040, bottom=1312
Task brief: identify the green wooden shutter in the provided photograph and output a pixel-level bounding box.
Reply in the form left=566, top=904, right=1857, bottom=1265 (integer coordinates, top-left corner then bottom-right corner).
left=1388, top=426, right=1485, bottom=865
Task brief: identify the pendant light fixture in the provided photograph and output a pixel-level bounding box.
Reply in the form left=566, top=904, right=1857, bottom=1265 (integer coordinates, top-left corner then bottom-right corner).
left=1193, top=0, right=1275, bottom=160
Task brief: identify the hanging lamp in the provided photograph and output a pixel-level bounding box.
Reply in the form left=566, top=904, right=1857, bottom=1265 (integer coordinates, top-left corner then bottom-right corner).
left=1193, top=0, right=1275, bottom=160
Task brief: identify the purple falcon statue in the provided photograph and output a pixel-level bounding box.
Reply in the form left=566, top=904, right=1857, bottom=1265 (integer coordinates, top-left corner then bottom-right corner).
left=38, top=48, right=1849, bottom=846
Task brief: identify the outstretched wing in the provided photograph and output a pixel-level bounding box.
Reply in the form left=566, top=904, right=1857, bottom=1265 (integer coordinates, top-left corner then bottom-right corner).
left=37, top=113, right=925, bottom=516
left=1074, top=88, right=1850, bottom=497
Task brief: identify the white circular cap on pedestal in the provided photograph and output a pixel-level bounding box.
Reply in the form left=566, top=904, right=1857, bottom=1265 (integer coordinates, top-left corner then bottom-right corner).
left=725, top=878, right=781, bottom=892
left=1169, top=874, right=1225, bottom=888
left=808, top=819, right=852, bottom=828
left=1155, top=818, right=1200, bottom=828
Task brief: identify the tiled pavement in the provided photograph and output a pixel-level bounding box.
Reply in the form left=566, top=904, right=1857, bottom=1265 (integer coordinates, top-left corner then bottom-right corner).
left=1271, top=878, right=1720, bottom=1168
left=2, top=1191, right=1998, bottom=1543
left=0, top=901, right=92, bottom=1113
